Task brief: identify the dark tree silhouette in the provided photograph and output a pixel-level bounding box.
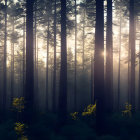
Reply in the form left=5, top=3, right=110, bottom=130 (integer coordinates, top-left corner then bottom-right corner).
left=52, top=0, right=57, bottom=112
left=25, top=0, right=35, bottom=122
left=34, top=0, right=37, bottom=105
left=94, top=0, right=105, bottom=134
left=82, top=7, right=86, bottom=71
left=59, top=0, right=67, bottom=119
left=23, top=16, right=26, bottom=97
left=139, top=40, right=140, bottom=110
left=129, top=0, right=135, bottom=110
left=105, top=0, right=113, bottom=113
left=46, top=2, right=50, bottom=110
left=3, top=0, right=7, bottom=113
left=74, top=0, right=77, bottom=111
left=10, top=16, right=15, bottom=106
left=118, top=8, right=122, bottom=110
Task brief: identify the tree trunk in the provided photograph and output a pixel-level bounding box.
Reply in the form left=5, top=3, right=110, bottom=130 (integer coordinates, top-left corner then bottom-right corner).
left=34, top=1, right=37, bottom=84
left=91, top=54, right=94, bottom=104
left=11, top=17, right=15, bottom=106
left=94, top=0, right=105, bottom=134
left=59, top=0, right=67, bottom=120
left=138, top=40, right=140, bottom=110
left=74, top=0, right=77, bottom=111
left=25, top=0, right=34, bottom=122
left=23, top=16, right=25, bottom=97
left=129, top=0, right=135, bottom=110
left=105, top=0, right=113, bottom=113
left=82, top=8, right=85, bottom=71
left=3, top=0, right=7, bottom=112
left=46, top=13, right=50, bottom=111
left=34, top=0, right=38, bottom=109
left=52, top=0, right=57, bottom=112
left=117, top=9, right=122, bottom=111
left=36, top=37, right=39, bottom=108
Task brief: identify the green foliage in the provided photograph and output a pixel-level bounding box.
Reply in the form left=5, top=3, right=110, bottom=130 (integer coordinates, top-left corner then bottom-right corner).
left=122, top=103, right=132, bottom=117
left=70, top=112, right=79, bottom=120
left=14, top=122, right=28, bottom=140
left=70, top=102, right=96, bottom=120
left=1, top=112, right=140, bottom=139
left=82, top=103, right=96, bottom=116
left=12, top=97, right=25, bottom=112
left=15, top=122, right=26, bottom=135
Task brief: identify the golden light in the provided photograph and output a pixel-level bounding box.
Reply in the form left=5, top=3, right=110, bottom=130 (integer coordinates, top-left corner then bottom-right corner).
left=102, top=51, right=107, bottom=58
left=37, top=38, right=47, bottom=66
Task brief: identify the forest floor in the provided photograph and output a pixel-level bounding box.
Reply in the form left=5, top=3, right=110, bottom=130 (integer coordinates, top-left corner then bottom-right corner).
left=0, top=112, right=140, bottom=140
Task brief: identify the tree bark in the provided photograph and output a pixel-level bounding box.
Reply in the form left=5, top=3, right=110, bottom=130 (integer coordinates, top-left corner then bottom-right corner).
left=138, top=41, right=140, bottom=110
left=25, top=0, right=34, bottom=122
left=129, top=0, right=135, bottom=110
left=52, top=0, right=57, bottom=112
left=74, top=0, right=77, bottom=111
left=105, top=0, right=113, bottom=113
left=23, top=16, right=25, bottom=97
left=82, top=8, right=86, bottom=71
left=59, top=0, right=67, bottom=120
left=117, top=9, right=122, bottom=111
left=11, top=17, right=15, bottom=106
left=46, top=11, right=50, bottom=111
left=94, top=0, right=105, bottom=134
left=3, top=0, right=7, bottom=112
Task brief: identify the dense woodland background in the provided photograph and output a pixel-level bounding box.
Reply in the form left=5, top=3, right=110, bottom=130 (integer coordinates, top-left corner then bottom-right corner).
left=0, top=0, right=140, bottom=111
left=0, top=0, right=140, bottom=132
left=1, top=0, right=140, bottom=139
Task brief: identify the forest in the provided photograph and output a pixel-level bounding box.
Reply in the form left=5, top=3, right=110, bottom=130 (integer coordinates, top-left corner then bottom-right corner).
left=0, top=0, right=140, bottom=140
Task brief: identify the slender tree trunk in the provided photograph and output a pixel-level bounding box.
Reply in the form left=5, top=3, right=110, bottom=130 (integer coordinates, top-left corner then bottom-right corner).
left=105, top=0, right=113, bottom=113
left=3, top=0, right=7, bottom=112
left=11, top=17, right=15, bottom=105
left=23, top=16, right=25, bottom=97
left=59, top=0, right=67, bottom=120
left=52, top=0, right=57, bottom=112
left=34, top=1, right=37, bottom=82
left=74, top=0, right=77, bottom=111
left=117, top=9, right=122, bottom=111
left=19, top=57, right=22, bottom=97
left=34, top=0, right=37, bottom=109
left=129, top=0, right=135, bottom=110
left=94, top=0, right=105, bottom=134
left=20, top=58, right=22, bottom=96
left=128, top=37, right=130, bottom=103
left=25, top=0, right=34, bottom=122
left=46, top=14, right=50, bottom=110
left=82, top=8, right=85, bottom=71
left=36, top=37, right=39, bottom=107
left=138, top=40, right=140, bottom=110
left=91, top=54, right=94, bottom=104
left=51, top=58, right=53, bottom=98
